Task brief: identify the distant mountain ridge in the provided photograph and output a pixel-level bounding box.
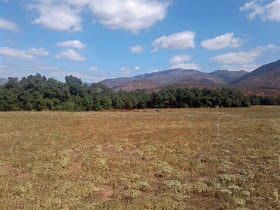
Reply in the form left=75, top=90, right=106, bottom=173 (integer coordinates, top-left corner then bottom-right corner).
left=100, top=68, right=248, bottom=91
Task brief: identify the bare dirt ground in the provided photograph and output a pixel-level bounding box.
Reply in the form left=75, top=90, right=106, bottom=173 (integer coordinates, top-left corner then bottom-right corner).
left=0, top=107, right=279, bottom=209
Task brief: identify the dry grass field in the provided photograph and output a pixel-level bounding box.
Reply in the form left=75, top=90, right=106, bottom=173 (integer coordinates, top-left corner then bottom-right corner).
left=0, top=107, right=279, bottom=209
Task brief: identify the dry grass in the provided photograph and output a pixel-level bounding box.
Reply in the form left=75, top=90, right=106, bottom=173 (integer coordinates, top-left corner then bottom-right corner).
left=0, top=107, right=279, bottom=209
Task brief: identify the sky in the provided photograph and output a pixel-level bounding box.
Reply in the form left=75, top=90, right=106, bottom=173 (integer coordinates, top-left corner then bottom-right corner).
left=0, top=0, right=280, bottom=83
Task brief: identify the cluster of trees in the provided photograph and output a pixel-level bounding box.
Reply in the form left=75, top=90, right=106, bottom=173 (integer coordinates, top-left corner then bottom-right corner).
left=249, top=94, right=280, bottom=106
left=0, top=74, right=279, bottom=111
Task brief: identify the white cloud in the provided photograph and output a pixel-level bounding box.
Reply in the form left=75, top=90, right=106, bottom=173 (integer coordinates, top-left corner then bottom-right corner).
left=57, top=40, right=86, bottom=49
left=212, top=44, right=276, bottom=65
left=28, top=0, right=170, bottom=33
left=88, top=66, right=112, bottom=77
left=88, top=66, right=99, bottom=72
left=26, top=48, right=49, bottom=56
left=212, top=44, right=278, bottom=72
left=213, top=51, right=259, bottom=65
left=55, top=49, right=86, bottom=61
left=0, top=18, right=19, bottom=32
left=201, top=33, right=243, bottom=50
left=130, top=45, right=144, bottom=54
left=150, top=48, right=158, bottom=53
left=120, top=65, right=141, bottom=75
left=64, top=0, right=91, bottom=7
left=222, top=64, right=260, bottom=72
left=134, top=66, right=140, bottom=71
left=149, top=69, right=161, bottom=73
left=120, top=67, right=131, bottom=75
left=169, top=55, right=192, bottom=65
left=171, top=63, right=202, bottom=71
left=0, top=47, right=49, bottom=61
left=88, top=0, right=170, bottom=33
left=266, top=0, right=280, bottom=21
left=240, top=1, right=264, bottom=20
left=169, top=55, right=201, bottom=70
left=240, top=0, right=280, bottom=22
left=153, top=31, right=196, bottom=51
left=29, top=2, right=82, bottom=32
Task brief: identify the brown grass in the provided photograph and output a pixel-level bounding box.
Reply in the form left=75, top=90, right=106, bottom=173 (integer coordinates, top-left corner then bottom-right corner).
left=0, top=107, right=279, bottom=209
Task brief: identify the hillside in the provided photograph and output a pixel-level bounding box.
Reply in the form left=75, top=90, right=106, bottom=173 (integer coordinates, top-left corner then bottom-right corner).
left=100, top=77, right=135, bottom=89
left=115, top=80, right=161, bottom=91
left=231, top=59, right=280, bottom=85
left=210, top=70, right=248, bottom=83
left=163, top=81, right=230, bottom=90
left=230, top=59, right=280, bottom=96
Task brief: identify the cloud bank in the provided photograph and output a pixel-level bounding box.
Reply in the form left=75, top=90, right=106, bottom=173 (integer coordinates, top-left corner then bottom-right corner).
left=201, top=33, right=243, bottom=50
left=28, top=0, right=170, bottom=33
left=240, top=0, right=280, bottom=22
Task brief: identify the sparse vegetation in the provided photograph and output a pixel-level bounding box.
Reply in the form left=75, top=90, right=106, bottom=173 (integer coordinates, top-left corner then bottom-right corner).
left=0, top=107, right=279, bottom=209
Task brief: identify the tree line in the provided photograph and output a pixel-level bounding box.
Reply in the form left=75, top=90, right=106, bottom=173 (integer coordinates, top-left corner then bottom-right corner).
left=0, top=74, right=279, bottom=111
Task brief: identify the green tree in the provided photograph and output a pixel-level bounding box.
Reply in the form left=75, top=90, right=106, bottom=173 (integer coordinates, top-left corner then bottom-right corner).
left=100, top=96, right=112, bottom=110
left=65, top=75, right=85, bottom=97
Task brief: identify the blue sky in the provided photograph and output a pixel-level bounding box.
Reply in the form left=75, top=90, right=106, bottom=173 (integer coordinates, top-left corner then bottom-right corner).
left=0, top=0, right=280, bottom=82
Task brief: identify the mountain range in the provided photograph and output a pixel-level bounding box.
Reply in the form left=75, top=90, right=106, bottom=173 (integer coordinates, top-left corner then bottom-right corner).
left=101, top=69, right=247, bottom=89
left=100, top=59, right=280, bottom=96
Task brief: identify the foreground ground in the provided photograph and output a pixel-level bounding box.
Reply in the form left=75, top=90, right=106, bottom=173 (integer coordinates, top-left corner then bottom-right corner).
left=0, top=107, right=279, bottom=209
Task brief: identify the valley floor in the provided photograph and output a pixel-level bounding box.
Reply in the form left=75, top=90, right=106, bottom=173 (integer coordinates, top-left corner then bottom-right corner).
left=0, top=107, right=279, bottom=209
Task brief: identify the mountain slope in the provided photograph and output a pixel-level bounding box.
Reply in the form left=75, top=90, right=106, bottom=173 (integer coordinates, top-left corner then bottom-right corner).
left=229, top=59, right=280, bottom=96
left=231, top=59, right=280, bottom=85
left=115, top=80, right=162, bottom=91
left=210, top=70, right=248, bottom=83
left=100, top=77, right=136, bottom=89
